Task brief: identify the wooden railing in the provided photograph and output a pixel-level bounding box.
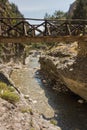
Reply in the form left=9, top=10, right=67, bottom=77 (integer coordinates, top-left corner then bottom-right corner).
left=0, top=18, right=87, bottom=38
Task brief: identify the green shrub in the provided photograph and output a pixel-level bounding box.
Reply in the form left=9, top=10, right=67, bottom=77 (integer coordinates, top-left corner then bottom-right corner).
left=8, top=86, right=15, bottom=92
left=0, top=82, right=8, bottom=90
left=21, top=108, right=29, bottom=113
left=0, top=81, right=20, bottom=104
left=50, top=119, right=57, bottom=125
left=0, top=82, right=15, bottom=94
left=1, top=90, right=20, bottom=104
left=30, top=128, right=35, bottom=130
left=21, top=108, right=33, bottom=115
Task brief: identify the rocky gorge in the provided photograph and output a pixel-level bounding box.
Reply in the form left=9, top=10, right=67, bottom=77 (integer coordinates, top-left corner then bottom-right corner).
left=0, top=0, right=87, bottom=130
left=0, top=47, right=87, bottom=130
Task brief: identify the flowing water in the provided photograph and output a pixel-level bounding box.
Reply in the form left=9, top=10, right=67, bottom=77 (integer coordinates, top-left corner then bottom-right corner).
left=11, top=52, right=87, bottom=130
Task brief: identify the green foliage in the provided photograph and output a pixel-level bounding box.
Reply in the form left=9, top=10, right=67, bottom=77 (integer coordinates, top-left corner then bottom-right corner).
left=30, top=128, right=35, bottom=130
left=1, top=91, right=20, bottom=104
left=0, top=82, right=20, bottom=104
left=21, top=108, right=29, bottom=113
left=0, top=82, right=15, bottom=92
left=21, top=108, right=33, bottom=115
left=50, top=119, right=57, bottom=125
left=0, top=0, right=24, bottom=61
left=10, top=3, right=24, bottom=18
left=72, top=0, right=87, bottom=19
left=44, top=10, right=67, bottom=19
left=0, top=0, right=7, bottom=4
left=8, top=86, right=15, bottom=92
left=0, top=82, right=7, bottom=89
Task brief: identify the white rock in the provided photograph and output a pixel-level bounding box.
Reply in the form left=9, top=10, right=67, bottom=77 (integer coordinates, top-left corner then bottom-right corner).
left=78, top=99, right=84, bottom=104
left=69, top=68, right=73, bottom=71
left=32, top=100, right=37, bottom=104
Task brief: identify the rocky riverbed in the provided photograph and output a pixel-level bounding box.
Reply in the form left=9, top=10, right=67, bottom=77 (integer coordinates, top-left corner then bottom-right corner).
left=0, top=58, right=61, bottom=130
left=10, top=50, right=87, bottom=130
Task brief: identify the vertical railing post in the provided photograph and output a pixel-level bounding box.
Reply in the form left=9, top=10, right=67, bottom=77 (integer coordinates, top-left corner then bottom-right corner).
left=23, top=20, right=28, bottom=36
left=32, top=25, right=35, bottom=37
left=24, top=24, right=28, bottom=36
left=44, top=20, right=47, bottom=36
left=23, top=20, right=25, bottom=36
left=67, top=24, right=72, bottom=35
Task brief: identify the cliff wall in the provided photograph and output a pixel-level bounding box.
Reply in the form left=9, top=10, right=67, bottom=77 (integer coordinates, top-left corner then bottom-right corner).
left=0, top=0, right=25, bottom=63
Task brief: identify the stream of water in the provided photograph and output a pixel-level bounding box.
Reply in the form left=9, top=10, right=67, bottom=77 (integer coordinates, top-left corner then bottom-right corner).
left=11, top=52, right=87, bottom=130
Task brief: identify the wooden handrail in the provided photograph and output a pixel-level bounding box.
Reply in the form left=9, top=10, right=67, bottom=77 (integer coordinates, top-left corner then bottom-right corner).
left=0, top=17, right=87, bottom=38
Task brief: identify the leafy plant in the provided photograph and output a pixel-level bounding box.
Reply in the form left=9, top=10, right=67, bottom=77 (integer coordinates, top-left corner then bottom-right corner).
left=50, top=119, right=57, bottom=125
left=1, top=90, right=20, bottom=104
left=0, top=82, right=20, bottom=104
left=0, top=82, right=8, bottom=90
left=44, top=10, right=67, bottom=20
left=21, top=108, right=33, bottom=115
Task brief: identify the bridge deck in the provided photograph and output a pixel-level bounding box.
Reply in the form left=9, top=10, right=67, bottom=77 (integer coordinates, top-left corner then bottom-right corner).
left=0, top=36, right=87, bottom=43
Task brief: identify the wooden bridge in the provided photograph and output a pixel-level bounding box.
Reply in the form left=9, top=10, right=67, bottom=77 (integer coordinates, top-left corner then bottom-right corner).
left=0, top=18, right=87, bottom=43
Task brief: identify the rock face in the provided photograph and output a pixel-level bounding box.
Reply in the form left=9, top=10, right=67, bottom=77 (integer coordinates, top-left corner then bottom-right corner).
left=67, top=1, right=77, bottom=18
left=39, top=41, right=87, bottom=100
left=0, top=0, right=25, bottom=63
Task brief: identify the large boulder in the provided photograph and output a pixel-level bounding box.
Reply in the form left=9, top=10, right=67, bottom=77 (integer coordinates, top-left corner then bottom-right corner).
left=39, top=41, right=87, bottom=100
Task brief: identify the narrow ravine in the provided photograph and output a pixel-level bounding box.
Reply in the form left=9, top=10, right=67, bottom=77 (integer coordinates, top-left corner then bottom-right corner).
left=11, top=51, right=87, bottom=130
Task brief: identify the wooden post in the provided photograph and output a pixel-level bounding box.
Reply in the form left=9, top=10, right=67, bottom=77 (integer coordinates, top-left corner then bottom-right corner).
left=23, top=21, right=27, bottom=36
left=67, top=24, right=71, bottom=35
left=32, top=25, right=35, bottom=37
left=47, top=25, right=51, bottom=35
left=44, top=20, right=47, bottom=36
left=24, top=24, right=28, bottom=36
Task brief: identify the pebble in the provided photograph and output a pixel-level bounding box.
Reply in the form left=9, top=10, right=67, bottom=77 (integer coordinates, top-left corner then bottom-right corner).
left=42, top=80, right=46, bottom=83
left=78, top=99, right=84, bottom=104
left=32, top=100, right=37, bottom=104
left=24, top=95, right=30, bottom=99
left=69, top=68, right=73, bottom=71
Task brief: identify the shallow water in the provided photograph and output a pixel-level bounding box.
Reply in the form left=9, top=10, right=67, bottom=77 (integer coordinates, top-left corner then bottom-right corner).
left=11, top=54, right=87, bottom=130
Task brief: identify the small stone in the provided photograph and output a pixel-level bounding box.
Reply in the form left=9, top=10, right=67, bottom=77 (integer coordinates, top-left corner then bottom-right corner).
left=32, top=100, right=37, bottom=104
left=28, top=98, right=33, bottom=102
left=42, top=80, right=46, bottom=83
left=78, top=99, right=84, bottom=104
left=24, top=95, right=30, bottom=99
left=69, top=68, right=73, bottom=71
